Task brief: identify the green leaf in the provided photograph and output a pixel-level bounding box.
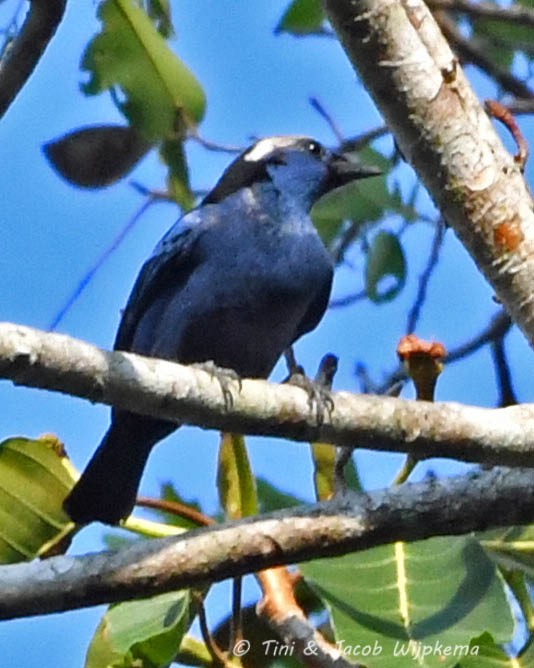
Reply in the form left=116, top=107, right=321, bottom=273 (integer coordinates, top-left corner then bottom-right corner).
left=86, top=590, right=191, bottom=668
left=301, top=536, right=514, bottom=668
left=160, top=138, right=194, bottom=210
left=517, top=637, right=534, bottom=665
left=311, top=149, right=391, bottom=246
left=173, top=635, right=214, bottom=667
left=472, top=16, right=534, bottom=63
left=44, top=124, right=151, bottom=189
left=310, top=444, right=364, bottom=499
left=145, top=0, right=173, bottom=38
left=256, top=477, right=303, bottom=512
left=342, top=455, right=364, bottom=493
left=217, top=433, right=258, bottom=519
left=456, top=632, right=514, bottom=667
left=83, top=0, right=206, bottom=141
left=275, top=0, right=325, bottom=35
left=310, top=443, right=336, bottom=500
left=0, top=436, right=76, bottom=563
left=480, top=525, right=534, bottom=577
left=497, top=568, right=534, bottom=633
left=365, top=231, right=406, bottom=303
left=145, top=481, right=209, bottom=530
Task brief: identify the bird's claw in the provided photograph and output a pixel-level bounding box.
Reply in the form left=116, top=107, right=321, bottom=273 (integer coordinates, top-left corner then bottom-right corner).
left=286, top=371, right=335, bottom=427
left=192, top=361, right=242, bottom=410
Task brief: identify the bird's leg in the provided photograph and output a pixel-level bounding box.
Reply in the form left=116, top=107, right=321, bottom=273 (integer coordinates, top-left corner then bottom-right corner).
left=283, top=346, right=305, bottom=378
left=192, top=361, right=242, bottom=410
left=283, top=350, right=337, bottom=426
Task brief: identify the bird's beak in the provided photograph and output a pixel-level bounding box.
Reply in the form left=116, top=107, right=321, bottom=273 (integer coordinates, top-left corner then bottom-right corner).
left=327, top=153, right=382, bottom=188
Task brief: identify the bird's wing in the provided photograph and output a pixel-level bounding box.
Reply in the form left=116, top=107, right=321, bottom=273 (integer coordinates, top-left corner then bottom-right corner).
left=293, top=269, right=333, bottom=342
left=114, top=211, right=203, bottom=352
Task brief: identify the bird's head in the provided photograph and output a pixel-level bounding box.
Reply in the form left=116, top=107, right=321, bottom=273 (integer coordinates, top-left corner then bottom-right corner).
left=203, top=135, right=381, bottom=210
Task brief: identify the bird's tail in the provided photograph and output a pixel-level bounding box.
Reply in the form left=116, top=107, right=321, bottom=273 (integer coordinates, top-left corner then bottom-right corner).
left=63, top=414, right=176, bottom=525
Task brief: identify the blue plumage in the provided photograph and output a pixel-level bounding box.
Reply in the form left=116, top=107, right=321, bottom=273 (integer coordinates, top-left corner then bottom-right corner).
left=64, top=135, right=378, bottom=524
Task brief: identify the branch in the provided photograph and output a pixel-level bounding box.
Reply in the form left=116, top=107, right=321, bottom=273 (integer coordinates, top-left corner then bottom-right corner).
left=0, top=0, right=66, bottom=119
left=363, top=309, right=512, bottom=394
left=490, top=337, right=518, bottom=407
left=1, top=467, right=534, bottom=620
left=1, top=323, right=534, bottom=466
left=323, top=0, right=534, bottom=347
left=405, top=220, right=445, bottom=333
left=506, top=98, right=534, bottom=115
left=446, top=309, right=512, bottom=362
left=256, top=567, right=352, bottom=668
left=435, top=11, right=534, bottom=101
left=426, top=0, right=534, bottom=28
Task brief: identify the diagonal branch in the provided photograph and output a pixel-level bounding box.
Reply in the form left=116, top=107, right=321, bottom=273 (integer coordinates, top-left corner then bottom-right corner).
left=323, top=0, right=534, bottom=347
left=435, top=11, right=534, bottom=101
left=1, top=467, right=533, bottom=620
left=427, top=0, right=534, bottom=29
left=0, top=322, right=533, bottom=466
left=256, top=567, right=351, bottom=668
left=0, top=0, right=67, bottom=119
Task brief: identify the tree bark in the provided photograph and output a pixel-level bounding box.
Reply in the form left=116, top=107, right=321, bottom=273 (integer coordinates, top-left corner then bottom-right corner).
left=1, top=467, right=533, bottom=620
left=323, top=0, right=534, bottom=347
left=0, top=322, right=533, bottom=465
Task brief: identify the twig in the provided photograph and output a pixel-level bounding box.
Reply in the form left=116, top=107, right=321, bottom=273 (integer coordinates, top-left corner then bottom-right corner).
left=309, top=96, right=344, bottom=144
left=193, top=592, right=230, bottom=668
left=230, top=577, right=243, bottom=658
left=436, top=12, right=534, bottom=100
left=188, top=129, right=242, bottom=154
left=256, top=567, right=355, bottom=668
left=340, top=125, right=390, bottom=152
left=329, top=222, right=365, bottom=265
left=427, top=0, right=534, bottom=28
left=135, top=496, right=215, bottom=527
left=371, top=310, right=512, bottom=394
left=329, top=287, right=367, bottom=309
left=446, top=310, right=512, bottom=362
left=49, top=197, right=159, bottom=330
left=0, top=0, right=66, bottom=118
left=485, top=99, right=529, bottom=171
left=506, top=98, right=534, bottom=116
left=1, top=467, right=534, bottom=619
left=405, top=220, right=446, bottom=333
left=490, top=338, right=518, bottom=407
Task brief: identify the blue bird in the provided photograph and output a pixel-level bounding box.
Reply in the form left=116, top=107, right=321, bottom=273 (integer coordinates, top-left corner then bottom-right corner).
left=63, top=135, right=379, bottom=524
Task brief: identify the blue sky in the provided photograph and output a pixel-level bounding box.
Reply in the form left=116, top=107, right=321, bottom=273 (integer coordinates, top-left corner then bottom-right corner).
left=0, top=1, right=533, bottom=666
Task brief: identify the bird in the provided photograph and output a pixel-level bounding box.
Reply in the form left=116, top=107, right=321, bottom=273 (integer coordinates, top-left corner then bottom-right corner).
left=63, top=135, right=380, bottom=525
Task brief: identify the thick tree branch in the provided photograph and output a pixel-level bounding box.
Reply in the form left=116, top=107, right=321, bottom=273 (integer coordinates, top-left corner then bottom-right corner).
left=0, top=323, right=533, bottom=466
left=0, top=0, right=66, bottom=119
left=1, top=467, right=533, bottom=620
left=323, top=0, right=534, bottom=347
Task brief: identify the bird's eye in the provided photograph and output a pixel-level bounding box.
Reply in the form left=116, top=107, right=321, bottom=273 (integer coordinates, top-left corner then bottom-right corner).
left=307, top=141, right=323, bottom=157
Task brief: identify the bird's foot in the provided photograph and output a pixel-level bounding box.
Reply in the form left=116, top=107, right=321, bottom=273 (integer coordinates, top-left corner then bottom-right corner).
left=284, top=354, right=338, bottom=427
left=192, top=361, right=242, bottom=409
